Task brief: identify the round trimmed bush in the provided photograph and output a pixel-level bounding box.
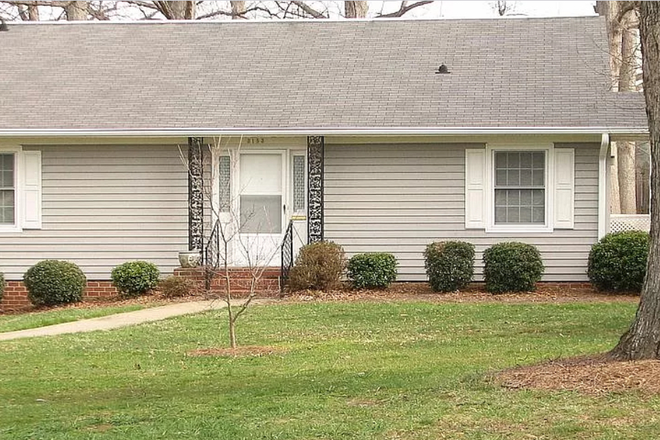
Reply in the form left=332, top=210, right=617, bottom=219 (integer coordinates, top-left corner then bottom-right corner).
left=111, top=261, right=160, bottom=296
left=288, top=241, right=345, bottom=291
left=483, top=242, right=544, bottom=293
left=588, top=231, right=649, bottom=292
left=424, top=241, right=475, bottom=292
left=24, top=260, right=86, bottom=306
left=347, top=253, right=397, bottom=289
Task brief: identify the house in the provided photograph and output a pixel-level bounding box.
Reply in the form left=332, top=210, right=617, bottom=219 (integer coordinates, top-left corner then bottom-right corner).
left=0, top=17, right=648, bottom=305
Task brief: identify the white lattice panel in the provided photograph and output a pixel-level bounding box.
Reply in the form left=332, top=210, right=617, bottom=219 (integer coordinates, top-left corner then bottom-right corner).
left=610, top=214, right=651, bottom=233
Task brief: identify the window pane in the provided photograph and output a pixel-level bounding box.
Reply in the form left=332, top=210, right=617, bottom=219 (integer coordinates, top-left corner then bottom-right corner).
left=0, top=154, right=13, bottom=188
left=507, top=207, right=520, bottom=223
left=219, top=156, right=231, bottom=212
left=507, top=152, right=519, bottom=168
left=520, top=152, right=532, bottom=168
left=495, top=207, right=507, bottom=223
left=533, top=152, right=544, bottom=168
left=520, top=206, right=532, bottom=223
left=495, top=169, right=507, bottom=186
left=532, top=169, right=544, bottom=186
left=240, top=195, right=282, bottom=234
left=0, top=190, right=14, bottom=224
left=293, top=155, right=305, bottom=212
left=507, top=170, right=520, bottom=186
left=495, top=152, right=507, bottom=168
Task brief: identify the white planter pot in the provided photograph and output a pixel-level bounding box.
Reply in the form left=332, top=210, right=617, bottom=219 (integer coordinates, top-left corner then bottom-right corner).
left=179, top=251, right=202, bottom=268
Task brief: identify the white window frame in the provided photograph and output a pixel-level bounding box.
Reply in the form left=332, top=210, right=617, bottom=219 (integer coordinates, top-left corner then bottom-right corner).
left=0, top=145, right=23, bottom=233
left=485, top=143, right=555, bottom=233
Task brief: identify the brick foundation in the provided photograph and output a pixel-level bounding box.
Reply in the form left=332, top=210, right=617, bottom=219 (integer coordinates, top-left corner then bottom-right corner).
left=174, top=267, right=281, bottom=298
left=0, top=281, right=118, bottom=312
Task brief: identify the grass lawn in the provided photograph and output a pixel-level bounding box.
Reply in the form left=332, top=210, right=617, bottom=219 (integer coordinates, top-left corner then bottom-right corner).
left=0, top=303, right=162, bottom=333
left=1, top=300, right=657, bottom=439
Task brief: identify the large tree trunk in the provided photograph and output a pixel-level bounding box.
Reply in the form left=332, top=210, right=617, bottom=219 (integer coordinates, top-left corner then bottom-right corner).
left=345, top=1, right=368, bottom=18
left=63, top=1, right=88, bottom=20
left=231, top=1, right=245, bottom=19
left=610, top=2, right=660, bottom=361
left=154, top=1, right=195, bottom=20
left=618, top=10, right=639, bottom=213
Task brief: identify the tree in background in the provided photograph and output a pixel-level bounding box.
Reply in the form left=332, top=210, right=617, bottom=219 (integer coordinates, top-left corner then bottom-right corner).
left=595, top=1, right=644, bottom=215
left=0, top=1, right=433, bottom=21
left=610, top=1, right=660, bottom=361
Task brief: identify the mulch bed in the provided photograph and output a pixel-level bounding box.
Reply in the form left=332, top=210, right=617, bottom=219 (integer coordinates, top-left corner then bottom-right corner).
left=495, top=355, right=660, bottom=396
left=187, top=346, right=287, bottom=358
left=282, top=282, right=640, bottom=304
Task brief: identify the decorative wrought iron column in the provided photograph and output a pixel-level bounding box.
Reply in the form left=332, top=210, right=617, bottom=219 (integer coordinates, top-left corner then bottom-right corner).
left=188, top=137, right=204, bottom=252
left=307, top=136, right=324, bottom=243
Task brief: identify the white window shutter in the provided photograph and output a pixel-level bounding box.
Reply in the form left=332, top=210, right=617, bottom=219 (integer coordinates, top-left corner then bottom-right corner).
left=554, top=148, right=574, bottom=229
left=22, top=151, right=42, bottom=229
left=465, top=149, right=486, bottom=229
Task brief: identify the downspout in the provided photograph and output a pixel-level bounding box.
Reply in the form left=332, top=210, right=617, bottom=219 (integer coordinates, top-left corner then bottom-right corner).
left=598, top=133, right=611, bottom=239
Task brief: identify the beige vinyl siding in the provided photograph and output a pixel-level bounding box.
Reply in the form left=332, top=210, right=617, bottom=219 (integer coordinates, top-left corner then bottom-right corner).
left=0, top=144, right=187, bottom=280
left=325, top=142, right=599, bottom=282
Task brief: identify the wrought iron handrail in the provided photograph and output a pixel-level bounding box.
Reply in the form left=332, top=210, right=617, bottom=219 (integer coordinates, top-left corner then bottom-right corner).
left=204, top=220, right=220, bottom=268
left=280, top=220, right=295, bottom=294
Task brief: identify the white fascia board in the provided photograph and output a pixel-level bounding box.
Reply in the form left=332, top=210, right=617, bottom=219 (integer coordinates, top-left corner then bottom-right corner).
left=0, top=127, right=650, bottom=138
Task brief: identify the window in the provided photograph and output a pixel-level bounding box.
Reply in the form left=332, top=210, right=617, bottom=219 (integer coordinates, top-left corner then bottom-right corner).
left=493, top=151, right=545, bottom=224
left=0, top=154, right=15, bottom=225
left=465, top=144, right=574, bottom=233
left=293, top=155, right=305, bottom=212
left=218, top=155, right=231, bottom=213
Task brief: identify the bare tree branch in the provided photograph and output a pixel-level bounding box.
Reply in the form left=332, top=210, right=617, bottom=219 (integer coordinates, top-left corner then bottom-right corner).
left=290, top=1, right=326, bottom=19
left=376, top=0, right=432, bottom=18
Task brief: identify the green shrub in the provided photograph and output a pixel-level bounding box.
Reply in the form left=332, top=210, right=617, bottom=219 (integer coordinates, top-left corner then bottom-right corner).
left=483, top=242, right=544, bottom=293
left=0, top=273, right=4, bottom=303
left=24, top=260, right=86, bottom=306
left=588, top=231, right=649, bottom=292
left=111, top=261, right=160, bottom=296
left=347, top=253, right=397, bottom=289
left=159, top=276, right=200, bottom=298
left=424, top=241, right=475, bottom=292
left=288, top=241, right=346, bottom=291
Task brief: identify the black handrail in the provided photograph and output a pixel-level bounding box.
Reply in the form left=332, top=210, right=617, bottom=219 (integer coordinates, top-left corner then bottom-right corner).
left=280, top=220, right=294, bottom=294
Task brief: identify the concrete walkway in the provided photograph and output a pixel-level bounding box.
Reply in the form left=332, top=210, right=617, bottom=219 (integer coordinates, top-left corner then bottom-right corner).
left=0, top=299, right=271, bottom=341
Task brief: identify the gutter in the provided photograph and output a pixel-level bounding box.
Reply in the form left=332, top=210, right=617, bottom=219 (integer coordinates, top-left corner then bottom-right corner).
left=0, top=127, right=649, bottom=138
left=598, top=133, right=611, bottom=239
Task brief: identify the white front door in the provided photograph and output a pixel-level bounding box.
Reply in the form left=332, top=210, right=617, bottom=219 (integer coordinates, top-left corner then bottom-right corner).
left=236, top=151, right=285, bottom=266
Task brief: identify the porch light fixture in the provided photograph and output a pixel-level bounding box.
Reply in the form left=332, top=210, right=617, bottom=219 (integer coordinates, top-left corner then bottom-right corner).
left=435, top=63, right=450, bottom=74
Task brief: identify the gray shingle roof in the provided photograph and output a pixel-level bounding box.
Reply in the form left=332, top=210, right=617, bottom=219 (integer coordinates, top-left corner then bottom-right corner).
left=0, top=17, right=648, bottom=133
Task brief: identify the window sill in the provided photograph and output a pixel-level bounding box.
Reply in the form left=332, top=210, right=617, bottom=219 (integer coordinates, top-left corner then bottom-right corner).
left=485, top=225, right=553, bottom=234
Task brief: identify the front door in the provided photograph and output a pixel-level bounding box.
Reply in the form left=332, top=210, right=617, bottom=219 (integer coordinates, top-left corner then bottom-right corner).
left=236, top=151, right=285, bottom=266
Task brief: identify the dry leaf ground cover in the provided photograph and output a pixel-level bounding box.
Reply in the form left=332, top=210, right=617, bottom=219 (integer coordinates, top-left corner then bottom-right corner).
left=2, top=299, right=659, bottom=439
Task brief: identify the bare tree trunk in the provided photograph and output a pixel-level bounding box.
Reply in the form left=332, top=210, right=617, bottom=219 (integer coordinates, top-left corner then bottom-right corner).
left=597, top=1, right=625, bottom=213
left=17, top=2, right=39, bottom=20
left=231, top=1, right=245, bottom=19
left=154, top=1, right=195, bottom=20
left=345, top=1, right=368, bottom=18
left=610, top=1, right=660, bottom=361
left=618, top=10, right=639, bottom=213
left=63, top=1, right=87, bottom=20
